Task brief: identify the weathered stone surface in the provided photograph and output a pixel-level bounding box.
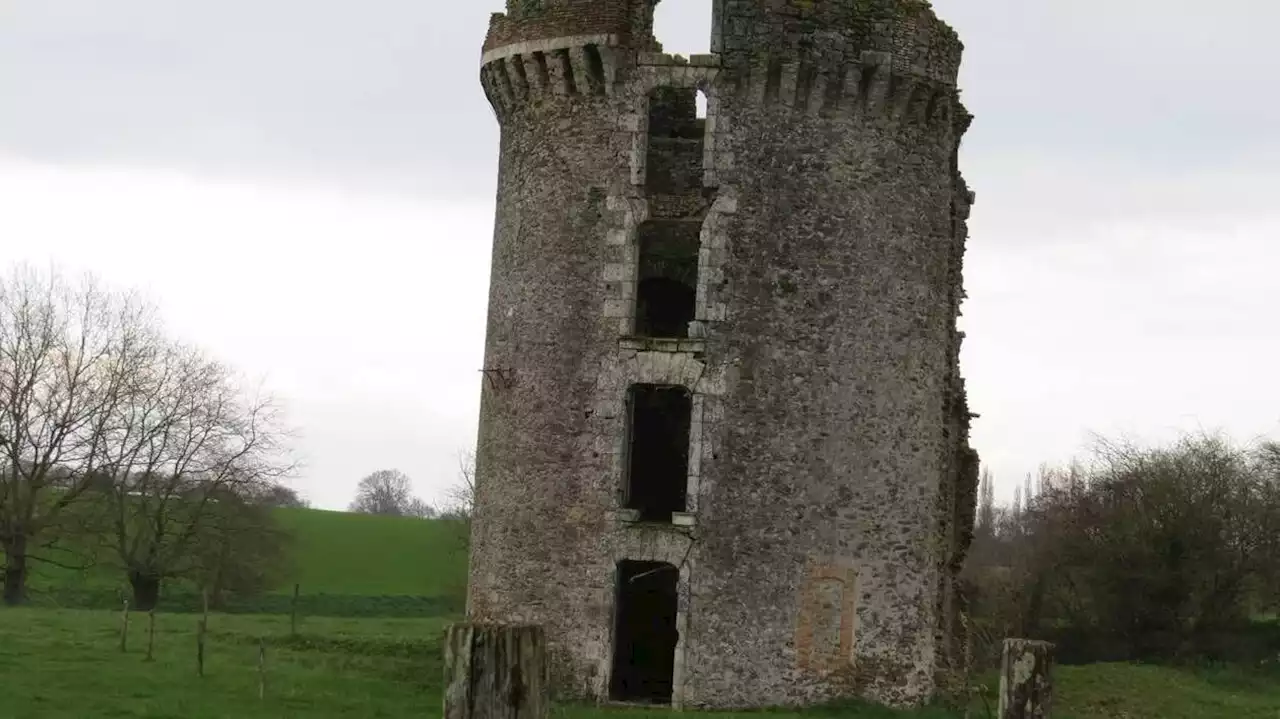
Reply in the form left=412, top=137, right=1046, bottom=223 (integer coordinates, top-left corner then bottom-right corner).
left=444, top=623, right=550, bottom=719
left=470, top=0, right=978, bottom=710
left=998, top=639, right=1055, bottom=719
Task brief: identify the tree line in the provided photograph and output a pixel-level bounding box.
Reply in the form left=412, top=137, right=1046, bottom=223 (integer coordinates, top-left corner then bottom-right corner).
left=964, top=433, right=1280, bottom=667
left=0, top=264, right=306, bottom=610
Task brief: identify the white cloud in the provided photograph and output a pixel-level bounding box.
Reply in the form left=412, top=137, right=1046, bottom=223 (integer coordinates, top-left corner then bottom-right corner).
left=0, top=157, right=492, bottom=509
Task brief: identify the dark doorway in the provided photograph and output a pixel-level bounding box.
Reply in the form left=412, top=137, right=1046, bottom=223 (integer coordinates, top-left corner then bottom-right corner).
left=624, top=384, right=691, bottom=523
left=611, top=560, right=680, bottom=704
left=635, top=221, right=700, bottom=338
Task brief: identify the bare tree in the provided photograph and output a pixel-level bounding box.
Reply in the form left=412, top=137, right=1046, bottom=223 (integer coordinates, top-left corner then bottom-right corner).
left=976, top=468, right=996, bottom=537
left=0, top=265, right=156, bottom=605
left=94, top=339, right=293, bottom=610
left=405, top=497, right=439, bottom=519
left=1256, top=441, right=1280, bottom=613
left=435, top=449, right=476, bottom=564
left=192, top=487, right=293, bottom=609
left=964, top=432, right=1280, bottom=665
left=247, top=481, right=309, bottom=509
left=349, top=469, right=415, bottom=516
left=442, top=449, right=475, bottom=520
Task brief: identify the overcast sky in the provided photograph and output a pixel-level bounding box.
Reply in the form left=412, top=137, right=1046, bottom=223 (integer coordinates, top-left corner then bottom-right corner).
left=1, top=1, right=1277, bottom=510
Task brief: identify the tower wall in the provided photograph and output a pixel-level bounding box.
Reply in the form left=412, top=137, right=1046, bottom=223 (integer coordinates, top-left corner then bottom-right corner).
left=471, top=0, right=978, bottom=709
left=472, top=2, right=673, bottom=700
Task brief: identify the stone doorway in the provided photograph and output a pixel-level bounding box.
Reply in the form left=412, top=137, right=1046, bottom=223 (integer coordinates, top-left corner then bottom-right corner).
left=610, top=560, right=680, bottom=704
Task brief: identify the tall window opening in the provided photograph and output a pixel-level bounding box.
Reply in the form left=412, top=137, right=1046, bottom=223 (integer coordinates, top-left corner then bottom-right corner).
left=635, top=220, right=699, bottom=338
left=624, top=384, right=692, bottom=523
left=611, top=560, right=680, bottom=704
left=645, top=87, right=705, bottom=194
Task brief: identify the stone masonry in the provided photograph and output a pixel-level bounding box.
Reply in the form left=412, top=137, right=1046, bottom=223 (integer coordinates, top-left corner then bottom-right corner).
left=469, top=0, right=980, bottom=710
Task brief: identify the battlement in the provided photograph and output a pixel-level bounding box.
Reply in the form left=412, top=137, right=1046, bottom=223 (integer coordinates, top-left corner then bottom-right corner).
left=484, top=0, right=656, bottom=55
left=484, top=1, right=961, bottom=84
left=718, top=49, right=963, bottom=131
left=719, top=0, right=964, bottom=85
left=480, top=42, right=622, bottom=121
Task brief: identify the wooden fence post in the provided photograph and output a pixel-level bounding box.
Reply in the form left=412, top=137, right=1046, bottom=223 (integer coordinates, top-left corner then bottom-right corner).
left=258, top=638, right=267, bottom=700
left=196, top=618, right=206, bottom=677
left=119, top=599, right=130, bottom=653
left=999, top=638, right=1055, bottom=719
left=444, top=623, right=549, bottom=719
left=145, top=608, right=157, bottom=662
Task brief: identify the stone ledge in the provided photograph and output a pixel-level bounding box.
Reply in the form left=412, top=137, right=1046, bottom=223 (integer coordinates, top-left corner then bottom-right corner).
left=618, top=336, right=706, bottom=354
left=672, top=512, right=697, bottom=528
left=610, top=508, right=699, bottom=531
left=481, top=33, right=620, bottom=67
left=613, top=508, right=642, bottom=523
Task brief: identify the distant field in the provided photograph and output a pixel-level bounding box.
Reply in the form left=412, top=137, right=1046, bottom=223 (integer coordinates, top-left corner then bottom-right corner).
left=0, top=608, right=1277, bottom=719
left=273, top=507, right=468, bottom=597
left=8, top=507, right=469, bottom=617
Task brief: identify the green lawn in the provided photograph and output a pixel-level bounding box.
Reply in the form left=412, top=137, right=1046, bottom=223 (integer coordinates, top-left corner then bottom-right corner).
left=0, top=608, right=447, bottom=719
left=9, top=507, right=469, bottom=616
left=4, top=507, right=1278, bottom=717
left=274, top=507, right=468, bottom=597
left=1, top=608, right=1277, bottom=719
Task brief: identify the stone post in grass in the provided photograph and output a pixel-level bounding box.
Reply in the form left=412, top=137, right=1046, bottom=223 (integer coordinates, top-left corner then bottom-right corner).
left=998, top=638, right=1055, bottom=718
left=443, top=623, right=548, bottom=719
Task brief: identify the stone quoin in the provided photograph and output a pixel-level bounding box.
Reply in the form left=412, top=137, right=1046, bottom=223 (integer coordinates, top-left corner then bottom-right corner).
left=469, top=0, right=980, bottom=710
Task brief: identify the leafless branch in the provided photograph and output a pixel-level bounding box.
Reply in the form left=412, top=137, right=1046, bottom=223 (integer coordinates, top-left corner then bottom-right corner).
left=0, top=263, right=296, bottom=606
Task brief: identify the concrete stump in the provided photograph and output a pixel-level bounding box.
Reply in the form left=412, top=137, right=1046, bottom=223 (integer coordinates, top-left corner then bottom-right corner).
left=444, top=623, right=549, bottom=719
left=998, top=638, right=1055, bottom=719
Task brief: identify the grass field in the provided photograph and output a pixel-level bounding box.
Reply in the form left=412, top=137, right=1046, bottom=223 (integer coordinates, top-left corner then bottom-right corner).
left=0, top=608, right=447, bottom=718
left=1, top=608, right=1277, bottom=719
left=4, top=509, right=1279, bottom=717
left=272, top=508, right=468, bottom=598
left=11, top=506, right=469, bottom=616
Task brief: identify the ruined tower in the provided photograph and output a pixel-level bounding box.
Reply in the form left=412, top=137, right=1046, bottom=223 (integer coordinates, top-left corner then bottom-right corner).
left=471, top=0, right=980, bottom=709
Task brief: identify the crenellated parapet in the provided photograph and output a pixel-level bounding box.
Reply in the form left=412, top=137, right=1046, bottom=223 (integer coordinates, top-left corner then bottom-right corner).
left=482, top=0, right=971, bottom=134
left=719, top=0, right=963, bottom=85
left=480, top=42, right=620, bottom=120
left=480, top=1, right=662, bottom=121
left=724, top=48, right=962, bottom=131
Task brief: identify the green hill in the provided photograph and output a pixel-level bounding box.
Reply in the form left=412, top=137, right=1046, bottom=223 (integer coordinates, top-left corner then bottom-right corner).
left=6, top=506, right=470, bottom=618
left=274, top=507, right=469, bottom=597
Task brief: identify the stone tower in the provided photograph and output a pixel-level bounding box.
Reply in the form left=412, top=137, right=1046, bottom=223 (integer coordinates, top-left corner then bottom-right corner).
left=470, top=0, right=980, bottom=710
